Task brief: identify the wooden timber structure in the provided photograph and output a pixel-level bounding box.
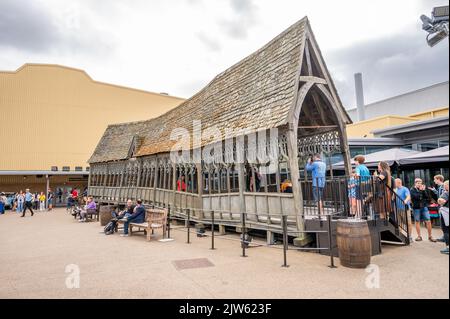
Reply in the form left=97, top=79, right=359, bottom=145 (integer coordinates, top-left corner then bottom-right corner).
left=88, top=17, right=356, bottom=243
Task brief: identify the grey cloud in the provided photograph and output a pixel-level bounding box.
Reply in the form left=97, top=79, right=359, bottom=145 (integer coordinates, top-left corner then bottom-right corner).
left=0, top=0, right=115, bottom=56
left=196, top=32, right=222, bottom=51
left=229, top=0, right=255, bottom=13
left=219, top=0, right=259, bottom=39
left=325, top=30, right=449, bottom=108
left=0, top=0, right=61, bottom=52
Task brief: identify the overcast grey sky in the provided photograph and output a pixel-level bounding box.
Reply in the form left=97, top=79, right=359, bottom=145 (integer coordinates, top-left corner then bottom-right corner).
left=0, top=0, right=448, bottom=108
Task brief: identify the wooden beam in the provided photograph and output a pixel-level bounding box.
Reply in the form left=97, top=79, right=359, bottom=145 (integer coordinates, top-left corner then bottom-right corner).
left=299, top=76, right=327, bottom=84
left=311, top=90, right=331, bottom=126
left=304, top=40, right=313, bottom=76
left=286, top=125, right=306, bottom=237
left=316, top=84, right=352, bottom=176
left=289, top=81, right=314, bottom=127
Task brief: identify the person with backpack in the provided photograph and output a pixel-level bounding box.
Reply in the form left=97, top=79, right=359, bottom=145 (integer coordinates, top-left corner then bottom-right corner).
left=104, top=200, right=136, bottom=235
left=120, top=199, right=145, bottom=237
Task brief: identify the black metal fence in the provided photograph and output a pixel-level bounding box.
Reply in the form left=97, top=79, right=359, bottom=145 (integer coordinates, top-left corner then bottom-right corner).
left=301, top=176, right=410, bottom=241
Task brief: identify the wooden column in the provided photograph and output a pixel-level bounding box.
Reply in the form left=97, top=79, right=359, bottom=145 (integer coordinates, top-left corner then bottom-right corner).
left=237, top=162, right=246, bottom=225
left=286, top=124, right=307, bottom=243
left=196, top=163, right=204, bottom=219
left=153, top=160, right=159, bottom=206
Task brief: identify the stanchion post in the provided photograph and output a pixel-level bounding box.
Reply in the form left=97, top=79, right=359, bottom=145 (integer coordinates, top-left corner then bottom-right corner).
left=211, top=210, right=215, bottom=250
left=187, top=208, right=191, bottom=244
left=327, top=214, right=337, bottom=268
left=167, top=204, right=171, bottom=239
left=282, top=215, right=289, bottom=268
left=241, top=211, right=247, bottom=257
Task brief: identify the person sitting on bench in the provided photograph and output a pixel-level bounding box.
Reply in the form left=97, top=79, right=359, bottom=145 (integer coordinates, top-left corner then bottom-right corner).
left=120, top=199, right=145, bottom=237
left=112, top=199, right=135, bottom=220
left=77, top=196, right=97, bottom=222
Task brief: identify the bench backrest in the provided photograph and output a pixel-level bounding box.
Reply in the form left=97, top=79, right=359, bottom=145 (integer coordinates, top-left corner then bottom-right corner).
left=145, top=208, right=168, bottom=224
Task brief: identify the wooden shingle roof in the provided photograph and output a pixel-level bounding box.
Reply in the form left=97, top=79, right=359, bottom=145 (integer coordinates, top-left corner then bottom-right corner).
left=89, top=17, right=311, bottom=164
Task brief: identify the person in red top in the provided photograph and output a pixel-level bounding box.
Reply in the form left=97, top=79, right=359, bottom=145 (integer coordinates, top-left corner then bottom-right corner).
left=177, top=176, right=187, bottom=192
left=71, top=189, right=78, bottom=203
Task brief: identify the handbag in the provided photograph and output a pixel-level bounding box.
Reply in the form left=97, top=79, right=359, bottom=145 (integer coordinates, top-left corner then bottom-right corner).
left=440, top=206, right=449, bottom=227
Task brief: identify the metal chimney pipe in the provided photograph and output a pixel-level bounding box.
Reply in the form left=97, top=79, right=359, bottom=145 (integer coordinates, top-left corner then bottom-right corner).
left=354, top=73, right=366, bottom=121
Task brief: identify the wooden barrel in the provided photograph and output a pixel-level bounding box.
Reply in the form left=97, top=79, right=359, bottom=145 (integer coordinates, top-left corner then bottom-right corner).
left=99, top=205, right=115, bottom=226
left=336, top=219, right=372, bottom=269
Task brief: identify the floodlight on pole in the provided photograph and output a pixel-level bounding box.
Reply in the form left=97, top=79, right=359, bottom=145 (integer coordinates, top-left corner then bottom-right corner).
left=420, top=5, right=449, bottom=47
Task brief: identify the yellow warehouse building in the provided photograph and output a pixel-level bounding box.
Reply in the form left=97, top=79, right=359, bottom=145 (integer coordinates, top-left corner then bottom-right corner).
left=0, top=63, right=184, bottom=201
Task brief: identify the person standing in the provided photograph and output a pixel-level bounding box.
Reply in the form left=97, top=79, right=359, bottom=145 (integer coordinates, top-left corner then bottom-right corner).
left=306, top=154, right=327, bottom=211
left=47, top=189, right=53, bottom=211
left=21, top=189, right=34, bottom=217
left=71, top=188, right=79, bottom=206
left=33, top=192, right=39, bottom=210
left=394, top=178, right=414, bottom=243
left=437, top=181, right=449, bottom=255
left=177, top=176, right=187, bottom=192
left=373, top=161, right=393, bottom=220
left=353, top=155, right=372, bottom=216
left=0, top=193, right=6, bottom=214
left=429, top=174, right=445, bottom=199
left=354, top=155, right=371, bottom=181
left=16, top=190, right=25, bottom=214
left=39, top=192, right=46, bottom=211
left=348, top=170, right=358, bottom=217
left=410, top=178, right=436, bottom=242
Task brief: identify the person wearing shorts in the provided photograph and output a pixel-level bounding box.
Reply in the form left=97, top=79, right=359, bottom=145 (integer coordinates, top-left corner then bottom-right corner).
left=410, top=178, right=436, bottom=242
left=306, top=154, right=326, bottom=212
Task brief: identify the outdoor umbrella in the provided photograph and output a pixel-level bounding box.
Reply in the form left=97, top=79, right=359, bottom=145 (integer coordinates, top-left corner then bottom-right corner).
left=398, top=145, right=449, bottom=166
left=333, top=148, right=421, bottom=170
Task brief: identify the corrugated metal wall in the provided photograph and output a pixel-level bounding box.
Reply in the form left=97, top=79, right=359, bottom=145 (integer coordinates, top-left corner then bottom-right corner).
left=0, top=64, right=184, bottom=171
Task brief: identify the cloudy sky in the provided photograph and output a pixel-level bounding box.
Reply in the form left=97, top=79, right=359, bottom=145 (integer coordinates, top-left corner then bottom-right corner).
left=0, top=0, right=448, bottom=108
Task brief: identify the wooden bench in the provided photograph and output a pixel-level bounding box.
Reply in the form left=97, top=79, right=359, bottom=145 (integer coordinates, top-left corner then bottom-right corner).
left=73, top=204, right=99, bottom=222
left=119, top=208, right=168, bottom=241
left=86, top=206, right=100, bottom=222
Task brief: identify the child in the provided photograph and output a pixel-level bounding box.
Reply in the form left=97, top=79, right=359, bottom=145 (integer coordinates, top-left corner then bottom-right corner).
left=348, top=170, right=358, bottom=217
left=39, top=192, right=46, bottom=211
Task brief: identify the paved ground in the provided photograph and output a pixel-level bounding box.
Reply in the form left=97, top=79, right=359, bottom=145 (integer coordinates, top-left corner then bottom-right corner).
left=0, top=208, right=448, bottom=299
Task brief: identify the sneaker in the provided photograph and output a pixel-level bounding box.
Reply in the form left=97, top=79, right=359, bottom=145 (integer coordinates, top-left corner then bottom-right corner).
left=436, top=237, right=445, bottom=243
left=440, top=247, right=449, bottom=255
left=78, top=219, right=84, bottom=223
left=120, top=234, right=129, bottom=237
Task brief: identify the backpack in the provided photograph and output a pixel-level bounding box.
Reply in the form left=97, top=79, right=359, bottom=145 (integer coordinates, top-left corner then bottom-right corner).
left=104, top=219, right=117, bottom=235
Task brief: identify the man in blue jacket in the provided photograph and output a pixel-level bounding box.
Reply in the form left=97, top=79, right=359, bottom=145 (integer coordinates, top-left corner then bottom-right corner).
left=306, top=154, right=327, bottom=211
left=120, top=199, right=146, bottom=237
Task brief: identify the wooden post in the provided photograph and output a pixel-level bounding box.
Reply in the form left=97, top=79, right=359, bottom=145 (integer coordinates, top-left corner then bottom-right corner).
left=237, top=162, right=246, bottom=229
left=339, top=129, right=352, bottom=177
left=286, top=124, right=308, bottom=245
left=196, top=163, right=204, bottom=219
